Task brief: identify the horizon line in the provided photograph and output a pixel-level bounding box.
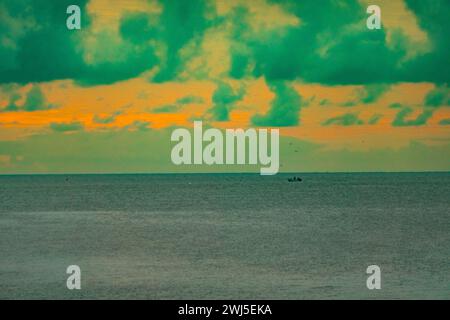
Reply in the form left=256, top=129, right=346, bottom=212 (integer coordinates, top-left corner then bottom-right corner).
left=0, top=170, right=449, bottom=176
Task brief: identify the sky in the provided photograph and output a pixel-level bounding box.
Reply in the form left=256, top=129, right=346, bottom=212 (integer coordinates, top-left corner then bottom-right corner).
left=0, top=0, right=449, bottom=173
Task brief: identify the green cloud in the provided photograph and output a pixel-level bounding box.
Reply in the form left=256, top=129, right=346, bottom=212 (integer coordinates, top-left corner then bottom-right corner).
left=153, top=104, right=181, bottom=113
left=229, top=0, right=401, bottom=84
left=230, top=53, right=250, bottom=80
left=368, top=114, right=383, bottom=125
left=0, top=0, right=154, bottom=86
left=323, top=113, right=364, bottom=126
left=125, top=120, right=151, bottom=131
left=151, top=95, right=205, bottom=114
left=0, top=0, right=210, bottom=86
left=209, top=82, right=245, bottom=121
left=228, top=0, right=449, bottom=84
left=119, top=12, right=159, bottom=45
left=0, top=1, right=90, bottom=84
left=93, top=111, right=122, bottom=124
left=24, top=86, right=57, bottom=111
left=391, top=104, right=434, bottom=126
left=76, top=30, right=158, bottom=86
left=439, top=119, right=450, bottom=125
left=4, top=93, right=21, bottom=112
left=1, top=0, right=449, bottom=86
left=2, top=85, right=56, bottom=112
left=152, top=0, right=210, bottom=82
left=356, top=84, right=391, bottom=104
left=153, top=95, right=204, bottom=113
left=319, top=99, right=330, bottom=106
left=50, top=121, right=84, bottom=132
left=401, top=0, right=450, bottom=83
left=177, top=95, right=204, bottom=105
left=252, top=81, right=302, bottom=127
left=424, top=85, right=450, bottom=107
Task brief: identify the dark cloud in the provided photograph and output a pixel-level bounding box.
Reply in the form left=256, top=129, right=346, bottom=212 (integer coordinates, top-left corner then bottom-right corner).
left=424, top=85, right=450, bottom=107
left=4, top=93, right=21, bottom=111
left=23, top=86, right=56, bottom=111
left=177, top=95, right=204, bottom=105
left=1, top=85, right=56, bottom=112
left=339, top=84, right=391, bottom=107
left=401, top=0, right=450, bottom=83
left=1, top=0, right=448, bottom=87
left=322, top=113, right=364, bottom=126
left=0, top=0, right=210, bottom=86
left=119, top=12, right=159, bottom=45
left=153, top=104, right=180, bottom=113
left=0, top=0, right=90, bottom=84
left=152, top=0, right=211, bottom=82
left=209, top=82, right=245, bottom=121
left=229, top=0, right=450, bottom=84
left=251, top=81, right=302, bottom=126
left=153, top=95, right=204, bottom=113
left=390, top=103, right=434, bottom=126
left=125, top=120, right=151, bottom=131
left=368, top=114, right=383, bottom=125
left=50, top=121, right=84, bottom=132
left=319, top=99, right=330, bottom=107
left=356, top=84, right=391, bottom=104
left=93, top=111, right=122, bottom=124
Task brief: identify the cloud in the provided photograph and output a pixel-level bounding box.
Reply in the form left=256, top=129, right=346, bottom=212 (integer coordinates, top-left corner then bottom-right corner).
left=0, top=0, right=210, bottom=86
left=319, top=99, right=330, bottom=107
left=153, top=104, right=181, bottom=113
left=439, top=119, right=450, bottom=125
left=177, top=95, right=204, bottom=105
left=424, top=85, right=450, bottom=107
left=125, top=120, right=151, bottom=131
left=1, top=85, right=56, bottom=112
left=323, top=112, right=383, bottom=126
left=340, top=84, right=391, bottom=107
left=356, top=84, right=391, bottom=104
left=50, top=121, right=84, bottom=132
left=228, top=0, right=450, bottom=84
left=152, top=95, right=204, bottom=113
left=228, top=0, right=397, bottom=83
left=152, top=0, right=211, bottom=82
left=368, top=114, right=383, bottom=125
left=23, top=86, right=57, bottom=111
left=1, top=0, right=449, bottom=86
left=251, top=81, right=302, bottom=126
left=93, top=111, right=122, bottom=124
left=209, top=82, right=245, bottom=121
left=4, top=92, right=21, bottom=111
left=119, top=12, right=159, bottom=45
left=322, top=113, right=364, bottom=126
left=390, top=103, right=434, bottom=126
left=400, top=0, right=450, bottom=83
left=0, top=1, right=90, bottom=84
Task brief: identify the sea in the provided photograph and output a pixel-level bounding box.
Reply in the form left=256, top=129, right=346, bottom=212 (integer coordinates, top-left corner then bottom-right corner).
left=0, top=173, right=449, bottom=299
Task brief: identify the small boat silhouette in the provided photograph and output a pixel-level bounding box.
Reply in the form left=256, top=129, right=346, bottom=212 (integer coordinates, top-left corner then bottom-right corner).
left=288, top=176, right=302, bottom=182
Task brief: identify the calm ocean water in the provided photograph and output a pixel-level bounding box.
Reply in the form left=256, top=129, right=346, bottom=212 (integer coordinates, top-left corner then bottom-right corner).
left=0, top=173, right=449, bottom=299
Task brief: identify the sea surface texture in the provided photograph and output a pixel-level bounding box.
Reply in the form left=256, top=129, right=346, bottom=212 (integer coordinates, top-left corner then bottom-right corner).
left=0, top=173, right=449, bottom=299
